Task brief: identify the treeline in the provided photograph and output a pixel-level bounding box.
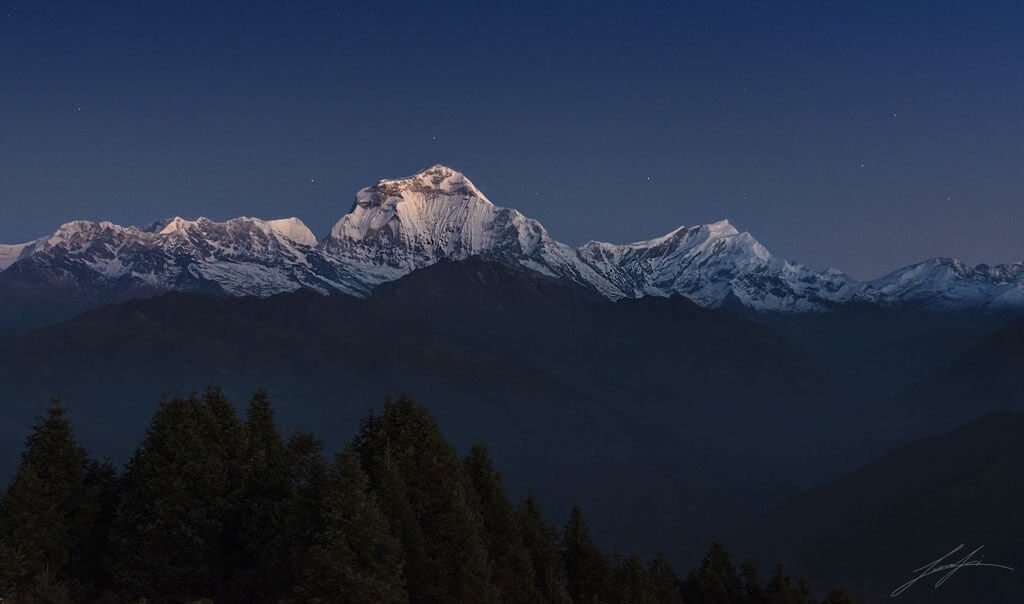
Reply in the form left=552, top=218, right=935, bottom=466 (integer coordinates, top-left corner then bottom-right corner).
left=0, top=389, right=858, bottom=603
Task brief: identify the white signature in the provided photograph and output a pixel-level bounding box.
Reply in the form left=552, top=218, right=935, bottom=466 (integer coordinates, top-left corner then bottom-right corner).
left=890, top=544, right=1014, bottom=597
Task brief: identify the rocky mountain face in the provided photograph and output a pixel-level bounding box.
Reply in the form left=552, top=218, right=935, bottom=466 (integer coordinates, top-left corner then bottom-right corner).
left=2, top=164, right=1023, bottom=329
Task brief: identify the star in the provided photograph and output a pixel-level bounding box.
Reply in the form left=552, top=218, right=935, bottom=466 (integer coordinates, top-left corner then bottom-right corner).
left=309, top=178, right=316, bottom=183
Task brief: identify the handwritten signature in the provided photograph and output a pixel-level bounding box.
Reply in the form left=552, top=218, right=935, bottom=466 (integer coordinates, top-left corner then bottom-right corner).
left=890, top=544, right=1014, bottom=597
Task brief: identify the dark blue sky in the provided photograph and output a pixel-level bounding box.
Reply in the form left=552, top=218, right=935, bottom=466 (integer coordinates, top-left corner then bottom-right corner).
left=1, top=1, right=1022, bottom=278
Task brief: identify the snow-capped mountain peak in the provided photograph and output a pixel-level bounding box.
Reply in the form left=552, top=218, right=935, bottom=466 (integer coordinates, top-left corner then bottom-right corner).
left=703, top=218, right=739, bottom=237
left=264, top=218, right=318, bottom=246
left=575, top=219, right=851, bottom=308
left=154, top=216, right=317, bottom=247
left=157, top=216, right=191, bottom=235
left=328, top=164, right=492, bottom=243
left=857, top=257, right=1024, bottom=310
left=43, top=220, right=134, bottom=249
left=595, top=219, right=747, bottom=254
left=373, top=164, right=490, bottom=202
left=324, top=164, right=559, bottom=275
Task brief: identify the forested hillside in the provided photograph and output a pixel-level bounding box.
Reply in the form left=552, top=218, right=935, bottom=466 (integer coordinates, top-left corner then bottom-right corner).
left=0, top=390, right=857, bottom=603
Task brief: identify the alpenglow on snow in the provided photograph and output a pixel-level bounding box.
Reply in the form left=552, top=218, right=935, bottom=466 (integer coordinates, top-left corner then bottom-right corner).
left=2, top=164, right=1023, bottom=313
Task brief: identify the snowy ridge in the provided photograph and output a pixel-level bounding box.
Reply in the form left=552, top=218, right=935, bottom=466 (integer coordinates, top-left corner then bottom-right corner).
left=856, top=258, right=1024, bottom=311
left=1, top=164, right=1021, bottom=312
left=0, top=215, right=354, bottom=299
left=577, top=220, right=857, bottom=310
left=0, top=238, right=44, bottom=271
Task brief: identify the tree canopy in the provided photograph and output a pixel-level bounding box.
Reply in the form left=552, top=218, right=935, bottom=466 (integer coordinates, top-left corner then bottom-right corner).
left=0, top=390, right=861, bottom=603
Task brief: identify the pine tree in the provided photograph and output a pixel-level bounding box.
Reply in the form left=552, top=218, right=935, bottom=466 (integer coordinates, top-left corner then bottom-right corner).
left=0, top=398, right=93, bottom=599
left=648, top=553, right=683, bottom=604
left=0, top=387, right=870, bottom=604
left=464, top=444, right=538, bottom=602
left=25, top=565, right=72, bottom=603
left=763, top=564, right=812, bottom=604
left=354, top=396, right=493, bottom=601
left=203, top=384, right=242, bottom=440
left=222, top=389, right=292, bottom=602
left=682, top=540, right=743, bottom=604
left=821, top=587, right=861, bottom=603
left=518, top=494, right=570, bottom=602
left=612, top=554, right=655, bottom=603
left=562, top=503, right=609, bottom=603
left=362, top=437, right=431, bottom=601
left=296, top=448, right=407, bottom=603
left=740, top=556, right=766, bottom=604
left=77, top=458, right=119, bottom=599
left=201, top=385, right=247, bottom=597
left=110, top=394, right=244, bottom=603
left=280, top=430, right=331, bottom=595
left=0, top=538, right=24, bottom=597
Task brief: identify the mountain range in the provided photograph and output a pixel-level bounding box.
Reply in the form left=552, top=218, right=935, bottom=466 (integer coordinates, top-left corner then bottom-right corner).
left=2, top=254, right=1022, bottom=578
left=3, top=201, right=1024, bottom=593
left=4, top=164, right=1024, bottom=330
left=2, top=163, right=1022, bottom=599
left=0, top=258, right=832, bottom=567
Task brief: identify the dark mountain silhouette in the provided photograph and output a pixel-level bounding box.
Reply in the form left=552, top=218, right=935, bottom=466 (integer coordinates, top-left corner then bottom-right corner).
left=865, top=316, right=1024, bottom=444
left=752, top=305, right=1019, bottom=400
left=4, top=257, right=1021, bottom=573
left=0, top=257, right=849, bottom=566
left=734, top=411, right=1024, bottom=603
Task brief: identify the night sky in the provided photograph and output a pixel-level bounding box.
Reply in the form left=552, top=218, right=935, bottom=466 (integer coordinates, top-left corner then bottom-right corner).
left=1, top=1, right=1022, bottom=279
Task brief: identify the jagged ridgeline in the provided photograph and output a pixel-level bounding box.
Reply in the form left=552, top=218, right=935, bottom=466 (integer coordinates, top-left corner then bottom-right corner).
left=0, top=390, right=860, bottom=603
left=3, top=164, right=1023, bottom=332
